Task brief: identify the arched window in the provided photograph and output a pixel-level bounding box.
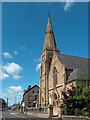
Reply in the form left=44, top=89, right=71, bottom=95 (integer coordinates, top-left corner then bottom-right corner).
left=53, top=67, right=58, bottom=86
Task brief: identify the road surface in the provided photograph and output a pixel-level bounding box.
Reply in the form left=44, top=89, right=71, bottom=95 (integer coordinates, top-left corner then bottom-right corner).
left=0, top=110, right=38, bottom=119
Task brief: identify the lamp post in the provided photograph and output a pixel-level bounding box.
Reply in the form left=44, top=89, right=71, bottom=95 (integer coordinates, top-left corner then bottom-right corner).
left=7, top=97, right=8, bottom=108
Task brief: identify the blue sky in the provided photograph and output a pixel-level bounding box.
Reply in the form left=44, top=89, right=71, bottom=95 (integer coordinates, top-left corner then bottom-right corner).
left=0, top=2, right=88, bottom=105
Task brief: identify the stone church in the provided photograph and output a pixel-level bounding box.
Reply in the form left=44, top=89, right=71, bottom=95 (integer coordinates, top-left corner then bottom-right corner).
left=39, top=14, right=88, bottom=116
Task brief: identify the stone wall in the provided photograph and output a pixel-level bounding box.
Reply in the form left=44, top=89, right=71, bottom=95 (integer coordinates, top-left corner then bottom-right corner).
left=22, top=107, right=90, bottom=119
left=24, top=107, right=49, bottom=118
left=62, top=116, right=90, bottom=120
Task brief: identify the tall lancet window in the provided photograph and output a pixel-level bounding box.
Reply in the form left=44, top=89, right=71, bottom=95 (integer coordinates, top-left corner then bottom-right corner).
left=53, top=67, right=58, bottom=86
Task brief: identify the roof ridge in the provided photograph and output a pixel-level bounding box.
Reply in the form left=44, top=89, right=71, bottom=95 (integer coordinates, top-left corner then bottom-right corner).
left=60, top=53, right=89, bottom=59
left=23, top=85, right=39, bottom=95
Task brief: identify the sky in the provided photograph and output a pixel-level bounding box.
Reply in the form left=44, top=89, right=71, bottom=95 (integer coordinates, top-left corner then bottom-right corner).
left=0, top=2, right=88, bottom=106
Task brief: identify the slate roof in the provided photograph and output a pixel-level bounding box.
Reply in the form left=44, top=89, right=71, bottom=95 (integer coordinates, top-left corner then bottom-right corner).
left=59, top=54, right=89, bottom=82
left=67, top=69, right=82, bottom=83
left=60, top=54, right=89, bottom=73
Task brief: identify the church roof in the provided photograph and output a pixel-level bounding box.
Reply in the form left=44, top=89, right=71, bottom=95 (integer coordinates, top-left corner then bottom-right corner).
left=67, top=69, right=82, bottom=83
left=60, top=54, right=88, bottom=74
left=43, top=14, right=58, bottom=52
left=59, top=54, right=89, bottom=82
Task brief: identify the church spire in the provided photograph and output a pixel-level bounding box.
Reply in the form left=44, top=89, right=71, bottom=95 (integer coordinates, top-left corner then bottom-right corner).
left=43, top=13, right=58, bottom=52
left=46, top=12, right=53, bottom=34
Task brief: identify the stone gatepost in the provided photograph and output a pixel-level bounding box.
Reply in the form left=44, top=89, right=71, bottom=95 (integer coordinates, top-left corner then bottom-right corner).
left=48, top=105, right=53, bottom=118
left=58, top=104, right=62, bottom=119
left=48, top=96, right=53, bottom=117
left=58, top=99, right=63, bottom=119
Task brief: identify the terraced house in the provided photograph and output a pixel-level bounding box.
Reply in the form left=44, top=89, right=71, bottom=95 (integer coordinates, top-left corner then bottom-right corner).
left=23, top=85, right=39, bottom=108
left=39, top=14, right=89, bottom=116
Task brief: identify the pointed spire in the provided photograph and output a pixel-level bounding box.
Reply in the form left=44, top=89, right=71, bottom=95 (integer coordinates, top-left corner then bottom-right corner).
left=43, top=13, right=59, bottom=51
left=46, top=12, right=53, bottom=34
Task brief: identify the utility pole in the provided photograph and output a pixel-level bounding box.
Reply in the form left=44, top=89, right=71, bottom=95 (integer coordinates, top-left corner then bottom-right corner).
left=15, top=97, right=17, bottom=105
left=7, top=97, right=8, bottom=108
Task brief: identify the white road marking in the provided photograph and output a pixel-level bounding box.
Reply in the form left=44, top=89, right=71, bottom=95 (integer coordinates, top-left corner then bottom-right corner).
left=11, top=113, right=19, bottom=115
left=10, top=112, right=26, bottom=118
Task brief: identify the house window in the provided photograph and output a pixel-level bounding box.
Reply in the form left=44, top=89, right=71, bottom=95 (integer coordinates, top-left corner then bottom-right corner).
left=53, top=67, right=58, bottom=86
left=35, top=96, right=38, bottom=100
left=32, top=90, right=34, bottom=93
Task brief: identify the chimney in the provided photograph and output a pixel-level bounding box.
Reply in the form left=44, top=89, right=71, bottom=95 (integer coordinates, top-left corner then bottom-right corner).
left=28, top=85, right=31, bottom=90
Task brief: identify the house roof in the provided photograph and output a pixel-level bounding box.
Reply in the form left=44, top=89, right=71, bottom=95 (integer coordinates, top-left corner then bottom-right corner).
left=0, top=98, right=6, bottom=103
left=23, top=85, right=39, bottom=96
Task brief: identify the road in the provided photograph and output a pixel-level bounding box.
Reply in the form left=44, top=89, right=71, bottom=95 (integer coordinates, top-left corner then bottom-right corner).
left=0, top=110, right=38, bottom=119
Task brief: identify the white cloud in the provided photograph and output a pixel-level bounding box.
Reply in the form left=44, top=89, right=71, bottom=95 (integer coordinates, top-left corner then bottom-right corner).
left=13, top=75, right=22, bottom=80
left=35, top=57, right=41, bottom=71
left=34, top=57, right=41, bottom=62
left=1, top=86, right=23, bottom=105
left=36, top=63, right=41, bottom=71
left=14, top=51, right=18, bottom=55
left=61, top=0, right=74, bottom=11
left=3, top=62, right=23, bottom=80
left=3, top=62, right=23, bottom=75
left=0, top=73, right=9, bottom=80
left=0, top=93, right=7, bottom=98
left=8, top=86, right=23, bottom=94
left=3, top=52, right=12, bottom=59
left=7, top=86, right=23, bottom=103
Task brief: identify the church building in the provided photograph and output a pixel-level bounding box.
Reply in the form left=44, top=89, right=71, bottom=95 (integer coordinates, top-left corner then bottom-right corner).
left=39, top=14, right=88, bottom=116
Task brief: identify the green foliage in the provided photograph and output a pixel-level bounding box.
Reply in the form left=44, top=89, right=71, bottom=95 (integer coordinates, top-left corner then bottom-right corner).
left=62, top=75, right=90, bottom=117
left=74, top=108, right=82, bottom=116
left=62, top=104, right=67, bottom=115
left=82, top=111, right=89, bottom=117
left=75, top=76, right=90, bottom=101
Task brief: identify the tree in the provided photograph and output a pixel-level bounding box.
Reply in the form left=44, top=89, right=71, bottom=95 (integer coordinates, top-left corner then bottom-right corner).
left=62, top=76, right=90, bottom=117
